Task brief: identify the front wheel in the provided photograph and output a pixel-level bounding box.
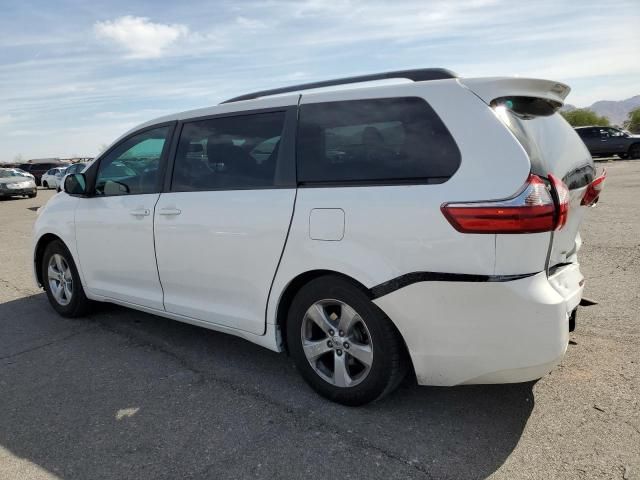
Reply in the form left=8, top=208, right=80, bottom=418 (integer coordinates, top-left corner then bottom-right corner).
left=286, top=276, right=408, bottom=406
left=629, top=144, right=640, bottom=160
left=42, top=240, right=91, bottom=317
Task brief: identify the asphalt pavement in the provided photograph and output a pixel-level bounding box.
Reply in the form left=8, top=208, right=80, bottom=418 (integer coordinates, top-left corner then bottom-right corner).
left=1, top=160, right=638, bottom=480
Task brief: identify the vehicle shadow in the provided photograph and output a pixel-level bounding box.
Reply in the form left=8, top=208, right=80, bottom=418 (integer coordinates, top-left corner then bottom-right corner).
left=0, top=293, right=534, bottom=480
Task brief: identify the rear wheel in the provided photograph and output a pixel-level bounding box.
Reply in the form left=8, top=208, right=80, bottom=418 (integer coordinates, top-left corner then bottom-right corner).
left=629, top=144, right=640, bottom=160
left=41, top=240, right=91, bottom=317
left=286, top=276, right=408, bottom=406
left=42, top=181, right=49, bottom=189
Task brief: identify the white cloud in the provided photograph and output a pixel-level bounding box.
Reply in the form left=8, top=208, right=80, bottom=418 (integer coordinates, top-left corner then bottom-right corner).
left=235, top=16, right=267, bottom=30
left=0, top=114, right=12, bottom=126
left=94, top=16, right=188, bottom=59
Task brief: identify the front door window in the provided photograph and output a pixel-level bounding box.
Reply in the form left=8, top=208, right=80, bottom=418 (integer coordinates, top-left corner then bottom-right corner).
left=95, top=126, right=170, bottom=196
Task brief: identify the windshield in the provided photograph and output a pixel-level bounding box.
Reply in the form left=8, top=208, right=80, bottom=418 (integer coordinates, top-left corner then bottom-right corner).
left=0, top=170, right=20, bottom=178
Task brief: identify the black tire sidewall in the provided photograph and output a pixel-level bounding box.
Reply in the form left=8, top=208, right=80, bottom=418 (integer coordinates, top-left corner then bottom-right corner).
left=42, top=240, right=88, bottom=317
left=287, top=276, right=404, bottom=406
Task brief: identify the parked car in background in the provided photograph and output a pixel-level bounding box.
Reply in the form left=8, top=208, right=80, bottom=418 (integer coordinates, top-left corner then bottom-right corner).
left=18, top=162, right=66, bottom=186
left=56, top=163, right=89, bottom=192
left=34, top=68, right=605, bottom=405
left=0, top=168, right=37, bottom=199
left=575, top=126, right=640, bottom=159
left=40, top=167, right=67, bottom=189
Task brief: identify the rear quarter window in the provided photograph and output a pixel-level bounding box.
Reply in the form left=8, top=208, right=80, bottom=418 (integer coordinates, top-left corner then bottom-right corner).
left=296, top=97, right=460, bottom=184
left=576, top=129, right=591, bottom=138
left=498, top=110, right=594, bottom=188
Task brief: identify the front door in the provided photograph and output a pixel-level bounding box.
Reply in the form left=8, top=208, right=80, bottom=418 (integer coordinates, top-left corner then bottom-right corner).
left=154, top=108, right=297, bottom=334
left=75, top=125, right=173, bottom=310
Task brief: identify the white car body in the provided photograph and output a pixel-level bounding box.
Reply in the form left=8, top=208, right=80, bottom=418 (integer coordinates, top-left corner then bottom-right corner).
left=40, top=167, right=66, bottom=189
left=33, top=69, right=601, bottom=390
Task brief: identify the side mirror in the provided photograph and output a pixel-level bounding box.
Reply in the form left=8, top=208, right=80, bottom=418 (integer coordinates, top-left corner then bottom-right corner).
left=63, top=173, right=88, bottom=196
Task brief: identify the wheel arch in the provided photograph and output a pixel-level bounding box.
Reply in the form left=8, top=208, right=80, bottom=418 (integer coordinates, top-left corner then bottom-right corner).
left=34, top=233, right=66, bottom=287
left=274, top=269, right=414, bottom=378
left=275, top=270, right=368, bottom=351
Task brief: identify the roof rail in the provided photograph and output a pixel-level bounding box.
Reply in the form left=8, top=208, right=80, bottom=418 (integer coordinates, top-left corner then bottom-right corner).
left=220, top=68, right=457, bottom=104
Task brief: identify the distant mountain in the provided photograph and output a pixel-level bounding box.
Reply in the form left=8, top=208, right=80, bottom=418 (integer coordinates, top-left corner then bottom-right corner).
left=563, top=95, right=640, bottom=126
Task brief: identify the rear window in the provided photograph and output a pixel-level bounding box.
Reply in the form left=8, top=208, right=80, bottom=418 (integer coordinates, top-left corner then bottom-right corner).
left=296, top=97, right=460, bottom=184
left=576, top=128, right=594, bottom=138
left=497, top=108, right=594, bottom=188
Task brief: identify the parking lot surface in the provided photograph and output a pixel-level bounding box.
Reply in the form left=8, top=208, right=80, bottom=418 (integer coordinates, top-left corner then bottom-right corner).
left=1, top=161, right=639, bottom=480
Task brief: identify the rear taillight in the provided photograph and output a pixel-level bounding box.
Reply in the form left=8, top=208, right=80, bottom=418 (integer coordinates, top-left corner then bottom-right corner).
left=548, top=173, right=569, bottom=229
left=581, top=170, right=606, bottom=207
left=441, top=173, right=569, bottom=234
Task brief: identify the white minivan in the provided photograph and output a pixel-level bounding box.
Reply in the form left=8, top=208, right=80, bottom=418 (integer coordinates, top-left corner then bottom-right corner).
left=33, top=69, right=605, bottom=405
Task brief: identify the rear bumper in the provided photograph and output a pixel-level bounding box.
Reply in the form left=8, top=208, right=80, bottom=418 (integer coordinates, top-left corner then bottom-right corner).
left=373, top=266, right=584, bottom=386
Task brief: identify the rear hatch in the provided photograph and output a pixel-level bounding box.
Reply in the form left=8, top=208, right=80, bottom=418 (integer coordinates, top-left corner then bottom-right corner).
left=505, top=109, right=595, bottom=268
left=461, top=77, right=598, bottom=269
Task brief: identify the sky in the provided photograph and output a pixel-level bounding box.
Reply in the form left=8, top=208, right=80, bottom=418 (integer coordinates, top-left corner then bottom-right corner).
left=1, top=0, right=639, bottom=162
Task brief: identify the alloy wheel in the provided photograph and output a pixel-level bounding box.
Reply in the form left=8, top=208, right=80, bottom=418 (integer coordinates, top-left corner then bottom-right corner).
left=300, top=299, right=373, bottom=388
left=47, top=253, right=73, bottom=306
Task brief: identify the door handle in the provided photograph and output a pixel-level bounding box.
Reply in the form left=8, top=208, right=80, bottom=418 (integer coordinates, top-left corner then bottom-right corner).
left=129, top=208, right=150, bottom=216
left=158, top=208, right=182, bottom=216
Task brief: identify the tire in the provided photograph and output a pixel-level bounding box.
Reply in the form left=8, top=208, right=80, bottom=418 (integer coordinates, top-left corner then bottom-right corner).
left=618, top=153, right=629, bottom=159
left=41, top=240, right=91, bottom=317
left=629, top=144, right=640, bottom=160
left=42, top=181, right=49, bottom=189
left=286, top=275, right=408, bottom=406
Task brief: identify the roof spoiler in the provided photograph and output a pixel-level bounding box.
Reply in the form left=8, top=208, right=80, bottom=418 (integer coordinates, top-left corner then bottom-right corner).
left=460, top=77, right=571, bottom=108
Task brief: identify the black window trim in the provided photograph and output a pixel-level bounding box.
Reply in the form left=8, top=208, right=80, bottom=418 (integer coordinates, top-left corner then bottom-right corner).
left=297, top=176, right=450, bottom=188
left=295, top=95, right=461, bottom=188
left=162, top=105, right=298, bottom=193
left=84, top=121, right=177, bottom=197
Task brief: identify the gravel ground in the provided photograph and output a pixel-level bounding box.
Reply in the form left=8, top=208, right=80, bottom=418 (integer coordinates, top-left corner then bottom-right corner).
left=0, top=160, right=638, bottom=480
